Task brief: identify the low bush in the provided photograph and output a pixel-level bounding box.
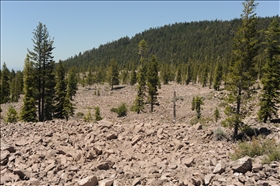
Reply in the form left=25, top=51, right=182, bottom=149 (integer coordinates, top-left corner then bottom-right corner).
left=94, top=106, right=102, bottom=121
left=111, top=103, right=127, bottom=117
left=214, top=127, right=227, bottom=141
left=76, top=112, right=84, bottom=118
left=5, top=105, right=18, bottom=123
left=230, top=136, right=280, bottom=164
left=83, top=111, right=93, bottom=122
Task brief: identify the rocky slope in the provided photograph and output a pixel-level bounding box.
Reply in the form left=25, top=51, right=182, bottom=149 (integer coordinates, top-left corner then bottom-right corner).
left=1, top=83, right=280, bottom=185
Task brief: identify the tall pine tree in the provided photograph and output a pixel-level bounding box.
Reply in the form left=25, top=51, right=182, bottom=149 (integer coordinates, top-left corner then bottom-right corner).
left=133, top=39, right=149, bottom=113
left=0, top=62, right=10, bottom=104
left=224, top=0, right=259, bottom=138
left=258, top=18, right=280, bottom=123
left=213, top=58, right=223, bottom=91
left=67, top=67, right=78, bottom=100
left=28, top=22, right=55, bottom=121
left=107, top=59, right=119, bottom=90
left=147, top=55, right=160, bottom=112
left=53, top=61, right=67, bottom=119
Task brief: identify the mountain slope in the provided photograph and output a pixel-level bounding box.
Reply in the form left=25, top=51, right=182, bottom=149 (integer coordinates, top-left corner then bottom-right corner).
left=62, top=16, right=279, bottom=69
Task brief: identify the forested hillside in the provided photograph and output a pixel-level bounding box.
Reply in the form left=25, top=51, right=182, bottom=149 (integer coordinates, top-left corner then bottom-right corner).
left=62, top=16, right=279, bottom=70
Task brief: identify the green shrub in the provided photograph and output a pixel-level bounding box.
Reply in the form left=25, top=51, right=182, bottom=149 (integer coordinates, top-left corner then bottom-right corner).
left=5, top=105, right=18, bottom=123
left=214, top=127, right=227, bottom=140
left=190, top=117, right=199, bottom=125
left=230, top=136, right=280, bottom=164
left=94, top=106, right=102, bottom=121
left=76, top=112, right=84, bottom=118
left=111, top=103, right=127, bottom=117
left=83, top=111, right=93, bottom=122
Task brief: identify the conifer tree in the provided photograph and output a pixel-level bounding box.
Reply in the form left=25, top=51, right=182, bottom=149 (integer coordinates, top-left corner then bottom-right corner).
left=0, top=62, right=10, bottom=104
left=94, top=106, right=102, bottom=121
left=201, top=65, right=208, bottom=87
left=160, top=63, right=170, bottom=85
left=176, top=68, right=182, bottom=84
left=192, top=96, right=204, bottom=119
left=120, top=69, right=129, bottom=85
left=28, top=22, right=55, bottom=121
left=133, top=39, right=149, bottom=113
left=224, top=0, right=259, bottom=138
left=20, top=55, right=37, bottom=122
left=107, top=59, right=119, bottom=90
left=138, top=39, right=148, bottom=64
left=258, top=18, right=280, bottom=123
left=67, top=67, right=78, bottom=100
left=96, top=66, right=105, bottom=84
left=213, top=59, right=223, bottom=91
left=44, top=60, right=56, bottom=120
left=62, top=93, right=74, bottom=121
left=133, top=65, right=146, bottom=113
left=147, top=55, right=160, bottom=112
left=53, top=61, right=67, bottom=119
left=186, top=64, right=192, bottom=85
left=129, top=68, right=137, bottom=86
left=86, top=67, right=95, bottom=86
left=9, top=71, right=23, bottom=102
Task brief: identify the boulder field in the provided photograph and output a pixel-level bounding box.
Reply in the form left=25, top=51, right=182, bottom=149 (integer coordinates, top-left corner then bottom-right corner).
left=1, top=119, right=280, bottom=186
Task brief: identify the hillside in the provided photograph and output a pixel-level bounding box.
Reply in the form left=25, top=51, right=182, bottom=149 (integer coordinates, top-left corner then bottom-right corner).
left=62, top=16, right=279, bottom=69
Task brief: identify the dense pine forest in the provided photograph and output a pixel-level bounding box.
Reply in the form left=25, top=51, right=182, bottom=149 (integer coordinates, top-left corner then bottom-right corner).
left=1, top=0, right=279, bottom=139
left=62, top=16, right=278, bottom=69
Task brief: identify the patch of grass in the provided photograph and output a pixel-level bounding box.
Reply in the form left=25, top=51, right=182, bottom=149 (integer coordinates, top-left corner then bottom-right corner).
left=190, top=117, right=199, bottom=125
left=76, top=112, right=84, bottom=118
left=230, top=136, right=280, bottom=164
left=110, top=103, right=127, bottom=117
left=200, top=117, right=213, bottom=124
left=83, top=111, right=93, bottom=122
left=218, top=101, right=227, bottom=108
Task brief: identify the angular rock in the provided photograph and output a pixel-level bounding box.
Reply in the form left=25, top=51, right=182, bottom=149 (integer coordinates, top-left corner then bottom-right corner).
left=15, top=139, right=30, bottom=146
left=132, top=178, right=142, bottom=186
left=13, top=168, right=30, bottom=180
left=77, top=175, right=98, bottom=186
left=131, top=135, right=142, bottom=146
left=204, top=174, right=215, bottom=185
left=99, top=178, right=114, bottom=186
left=232, top=156, right=252, bottom=173
left=98, top=120, right=113, bottom=130
left=97, top=161, right=113, bottom=170
left=213, top=160, right=226, bottom=174
left=192, top=123, right=202, bottom=130
left=1, top=139, right=16, bottom=153
left=182, top=157, right=195, bottom=167
left=0, top=150, right=10, bottom=166
left=107, top=133, right=118, bottom=140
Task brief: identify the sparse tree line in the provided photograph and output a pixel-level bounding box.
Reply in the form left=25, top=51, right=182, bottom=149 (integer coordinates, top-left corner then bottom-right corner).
left=1, top=0, right=279, bottom=140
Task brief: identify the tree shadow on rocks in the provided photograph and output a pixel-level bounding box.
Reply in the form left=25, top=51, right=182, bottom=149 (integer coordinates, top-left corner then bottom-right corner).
left=236, top=125, right=271, bottom=141
left=112, top=85, right=126, bottom=90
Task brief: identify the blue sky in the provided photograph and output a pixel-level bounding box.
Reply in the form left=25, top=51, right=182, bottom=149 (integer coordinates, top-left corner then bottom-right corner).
left=1, top=1, right=279, bottom=71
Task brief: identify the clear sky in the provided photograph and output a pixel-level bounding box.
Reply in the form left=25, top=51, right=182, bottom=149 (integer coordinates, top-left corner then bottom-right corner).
left=1, top=1, right=279, bottom=71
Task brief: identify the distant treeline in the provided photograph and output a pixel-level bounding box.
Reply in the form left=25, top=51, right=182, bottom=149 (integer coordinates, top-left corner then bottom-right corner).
left=61, top=16, right=279, bottom=70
